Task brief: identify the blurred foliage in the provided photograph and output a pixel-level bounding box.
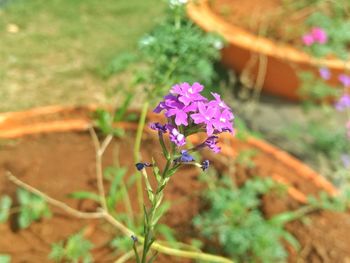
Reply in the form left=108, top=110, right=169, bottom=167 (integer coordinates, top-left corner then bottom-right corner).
left=0, top=195, right=12, bottom=223
left=308, top=191, right=350, bottom=212
left=0, top=255, right=11, bottom=263
left=0, top=189, right=51, bottom=229
left=17, top=189, right=51, bottom=229
left=49, top=231, right=93, bottom=263
left=194, top=176, right=299, bottom=263
left=136, top=1, right=223, bottom=101
left=305, top=2, right=350, bottom=59
left=298, top=71, right=339, bottom=102
left=235, top=149, right=258, bottom=169
left=283, top=0, right=350, bottom=58
left=282, top=105, right=350, bottom=189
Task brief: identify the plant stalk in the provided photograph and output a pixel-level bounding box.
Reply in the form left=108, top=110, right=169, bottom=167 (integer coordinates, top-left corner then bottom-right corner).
left=133, top=101, right=150, bottom=214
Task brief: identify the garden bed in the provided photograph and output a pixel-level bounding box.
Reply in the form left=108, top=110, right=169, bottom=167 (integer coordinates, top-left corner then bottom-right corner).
left=0, top=110, right=349, bottom=262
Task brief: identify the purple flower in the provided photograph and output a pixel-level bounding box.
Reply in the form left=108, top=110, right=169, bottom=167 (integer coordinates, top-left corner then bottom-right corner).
left=168, top=126, right=186, bottom=146
left=335, top=94, right=350, bottom=111
left=213, top=109, right=234, bottom=133
left=166, top=103, right=189, bottom=126
left=193, top=135, right=221, bottom=153
left=201, top=160, right=210, bottom=171
left=190, top=102, right=219, bottom=135
left=135, top=162, right=152, bottom=171
left=339, top=74, right=350, bottom=88
left=211, top=92, right=230, bottom=109
left=179, top=150, right=194, bottom=162
left=205, top=136, right=221, bottom=153
left=150, top=122, right=167, bottom=133
left=311, top=27, right=327, bottom=44
left=319, top=67, right=331, bottom=80
left=153, top=94, right=178, bottom=113
left=152, top=82, right=234, bottom=151
left=302, top=34, right=314, bottom=46
left=170, top=82, right=207, bottom=106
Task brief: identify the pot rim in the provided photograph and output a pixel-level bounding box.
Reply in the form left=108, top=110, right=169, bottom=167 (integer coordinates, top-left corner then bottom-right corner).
left=187, top=0, right=350, bottom=70
left=0, top=105, right=338, bottom=203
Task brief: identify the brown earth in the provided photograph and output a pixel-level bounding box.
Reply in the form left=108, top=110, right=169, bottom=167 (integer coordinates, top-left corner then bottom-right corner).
left=0, top=130, right=349, bottom=262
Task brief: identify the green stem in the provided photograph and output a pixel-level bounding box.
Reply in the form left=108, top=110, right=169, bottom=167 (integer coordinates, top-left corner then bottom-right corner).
left=140, top=143, right=175, bottom=262
left=134, top=101, right=150, bottom=214
left=121, top=181, right=134, bottom=228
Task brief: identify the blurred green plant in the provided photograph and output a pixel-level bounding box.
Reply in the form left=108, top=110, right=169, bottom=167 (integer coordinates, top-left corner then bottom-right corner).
left=17, top=188, right=51, bottom=229
left=69, top=166, right=135, bottom=226
left=0, top=195, right=12, bottom=223
left=298, top=71, right=339, bottom=103
left=94, top=92, right=134, bottom=137
left=0, top=189, right=51, bottom=229
left=304, top=4, right=350, bottom=59
left=235, top=149, right=258, bottom=168
left=137, top=2, right=222, bottom=100
left=281, top=0, right=350, bottom=59
left=49, top=231, right=93, bottom=263
left=5, top=188, right=51, bottom=229
left=194, top=176, right=299, bottom=263
left=0, top=255, right=11, bottom=263
left=282, top=112, right=350, bottom=188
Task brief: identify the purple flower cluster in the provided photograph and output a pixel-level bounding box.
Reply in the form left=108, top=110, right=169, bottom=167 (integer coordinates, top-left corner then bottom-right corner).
left=151, top=82, right=234, bottom=151
left=302, top=27, right=328, bottom=46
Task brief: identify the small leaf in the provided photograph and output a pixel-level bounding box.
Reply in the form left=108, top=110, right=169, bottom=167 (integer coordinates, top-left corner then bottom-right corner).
left=0, top=196, right=12, bottom=223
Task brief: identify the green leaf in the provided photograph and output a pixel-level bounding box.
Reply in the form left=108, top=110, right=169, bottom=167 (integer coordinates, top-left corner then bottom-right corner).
left=106, top=167, right=127, bottom=209
left=282, top=231, right=300, bottom=251
left=68, top=191, right=100, bottom=203
left=113, top=93, right=133, bottom=122
left=95, top=109, right=113, bottom=135
left=50, top=231, right=93, bottom=263
left=0, top=196, right=12, bottom=223
left=49, top=242, right=65, bottom=262
left=18, top=207, right=31, bottom=229
left=152, top=201, right=170, bottom=226
left=17, top=189, right=51, bottom=229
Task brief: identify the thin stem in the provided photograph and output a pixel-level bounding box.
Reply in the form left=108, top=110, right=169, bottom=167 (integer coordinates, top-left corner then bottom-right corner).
left=7, top=171, right=233, bottom=263
left=133, top=101, right=150, bottom=214
left=112, top=145, right=135, bottom=227
left=89, top=127, right=110, bottom=211
left=120, top=181, right=135, bottom=228
left=6, top=172, right=103, bottom=219
left=114, top=246, right=142, bottom=263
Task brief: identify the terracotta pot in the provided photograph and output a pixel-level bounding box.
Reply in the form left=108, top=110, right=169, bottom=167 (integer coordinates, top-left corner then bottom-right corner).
left=0, top=105, right=338, bottom=203
left=187, top=0, right=350, bottom=101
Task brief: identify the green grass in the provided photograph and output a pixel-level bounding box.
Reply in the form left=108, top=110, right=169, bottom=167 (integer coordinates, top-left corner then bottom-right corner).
left=0, top=0, right=164, bottom=111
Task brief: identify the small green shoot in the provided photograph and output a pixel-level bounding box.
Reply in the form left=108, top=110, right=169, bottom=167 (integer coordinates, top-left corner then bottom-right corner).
left=0, top=196, right=12, bottom=223
left=49, top=231, right=94, bottom=263
left=194, top=177, right=299, bottom=263
left=17, top=189, right=51, bottom=229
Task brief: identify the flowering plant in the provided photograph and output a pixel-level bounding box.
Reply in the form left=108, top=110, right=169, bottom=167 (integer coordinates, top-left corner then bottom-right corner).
left=134, top=82, right=234, bottom=262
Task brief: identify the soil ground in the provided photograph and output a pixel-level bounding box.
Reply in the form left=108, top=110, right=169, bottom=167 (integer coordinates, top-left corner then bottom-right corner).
left=0, top=130, right=349, bottom=262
